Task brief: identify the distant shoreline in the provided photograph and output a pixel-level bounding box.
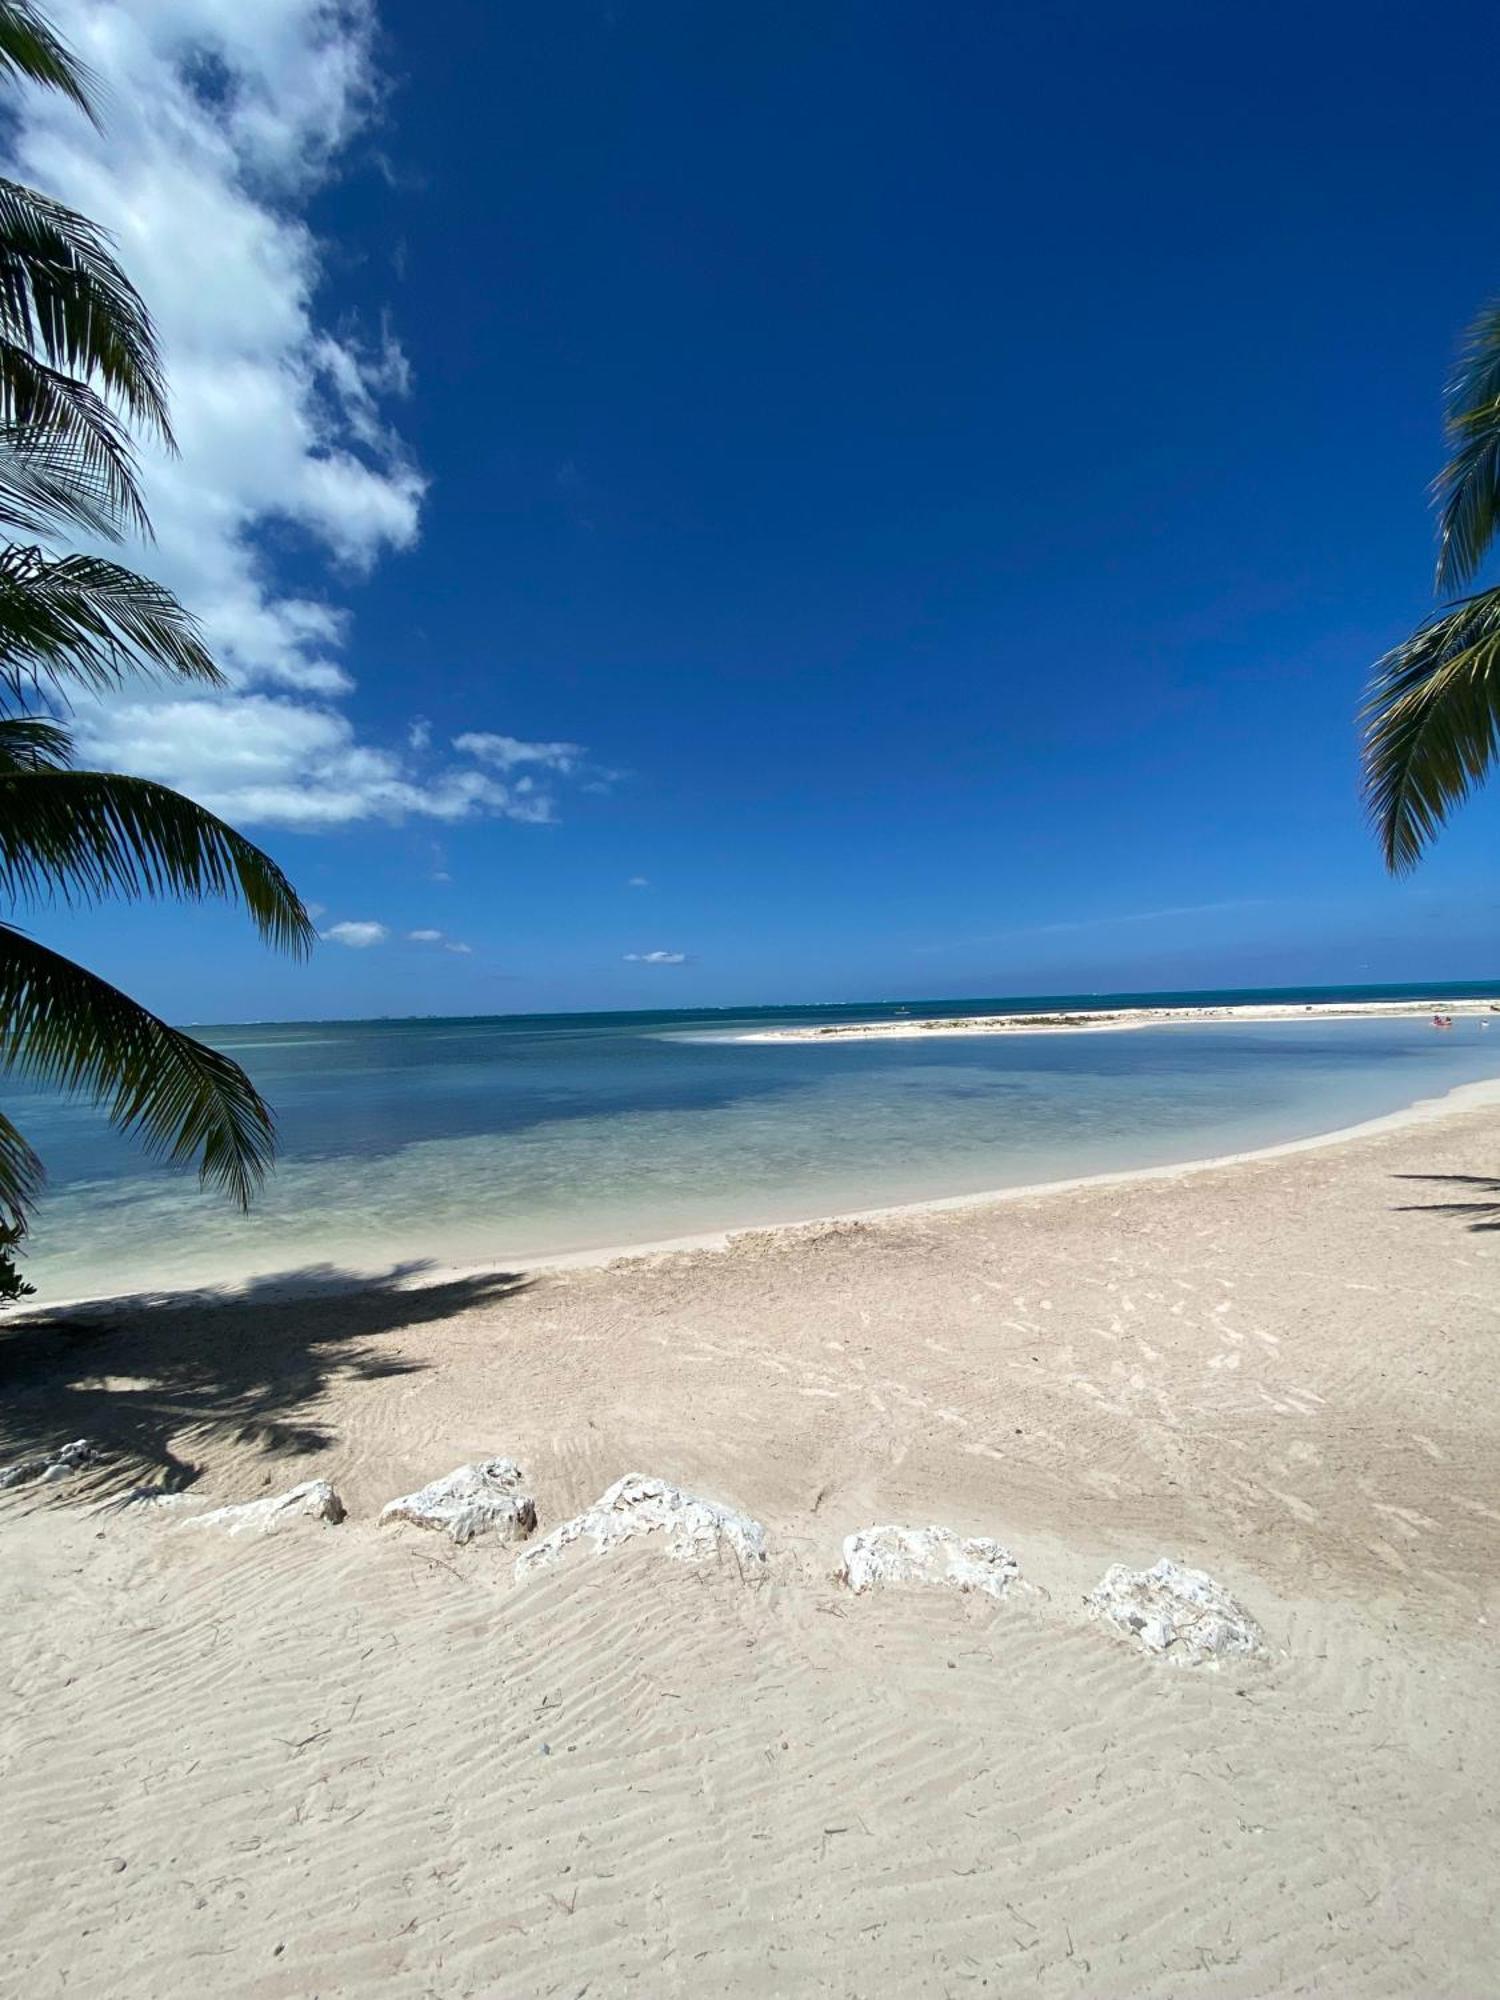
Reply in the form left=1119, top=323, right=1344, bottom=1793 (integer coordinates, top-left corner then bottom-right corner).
left=179, top=981, right=1500, bottom=1035
left=726, top=996, right=1500, bottom=1043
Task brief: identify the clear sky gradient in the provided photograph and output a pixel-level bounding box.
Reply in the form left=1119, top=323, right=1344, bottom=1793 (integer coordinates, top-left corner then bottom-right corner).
left=16, top=0, right=1500, bottom=1019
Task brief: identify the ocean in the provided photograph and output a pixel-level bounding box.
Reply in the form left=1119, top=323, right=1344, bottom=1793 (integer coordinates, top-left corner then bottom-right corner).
left=10, top=981, right=1500, bottom=1301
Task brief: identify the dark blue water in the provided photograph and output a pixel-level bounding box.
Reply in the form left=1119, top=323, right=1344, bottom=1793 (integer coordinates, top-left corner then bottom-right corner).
left=9, top=982, right=1499, bottom=1299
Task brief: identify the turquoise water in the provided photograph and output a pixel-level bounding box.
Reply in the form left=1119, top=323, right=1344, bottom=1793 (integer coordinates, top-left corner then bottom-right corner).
left=8, top=981, right=1500, bottom=1300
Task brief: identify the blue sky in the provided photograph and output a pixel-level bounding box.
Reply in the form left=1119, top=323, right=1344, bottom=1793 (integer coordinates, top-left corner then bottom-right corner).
left=13, top=0, right=1500, bottom=1019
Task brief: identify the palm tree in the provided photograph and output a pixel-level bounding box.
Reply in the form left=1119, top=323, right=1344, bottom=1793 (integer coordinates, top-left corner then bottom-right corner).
left=0, top=0, right=314, bottom=1258
left=1363, top=303, right=1500, bottom=870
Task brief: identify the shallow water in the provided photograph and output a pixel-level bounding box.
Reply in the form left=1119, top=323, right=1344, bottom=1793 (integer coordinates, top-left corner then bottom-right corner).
left=9, top=990, right=1500, bottom=1300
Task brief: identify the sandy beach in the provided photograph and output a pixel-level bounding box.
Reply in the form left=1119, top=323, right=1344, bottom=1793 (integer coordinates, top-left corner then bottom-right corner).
left=730, top=995, right=1500, bottom=1041
left=4, top=1088, right=1500, bottom=1996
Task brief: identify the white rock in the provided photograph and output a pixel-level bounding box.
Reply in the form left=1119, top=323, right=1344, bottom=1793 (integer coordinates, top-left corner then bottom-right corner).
left=183, top=1479, right=345, bottom=1537
left=838, top=1524, right=1020, bottom=1598
left=1, top=1437, right=99, bottom=1489
left=1087, top=1557, right=1264, bottom=1665
left=516, top=1473, right=767, bottom=1578
left=379, top=1458, right=537, bottom=1545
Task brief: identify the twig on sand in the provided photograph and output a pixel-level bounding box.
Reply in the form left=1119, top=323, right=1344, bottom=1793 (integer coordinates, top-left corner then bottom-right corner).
left=275, top=1726, right=332, bottom=1755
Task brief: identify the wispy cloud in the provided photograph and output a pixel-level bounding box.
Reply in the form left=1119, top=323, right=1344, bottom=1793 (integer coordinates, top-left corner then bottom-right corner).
left=407, top=927, right=472, bottom=955
left=627, top=875, right=650, bottom=888
left=454, top=733, right=584, bottom=775
left=916, top=899, right=1275, bottom=954
left=1034, top=898, right=1274, bottom=936
left=322, top=920, right=388, bottom=949
left=75, top=696, right=575, bottom=829
left=624, top=950, right=688, bottom=965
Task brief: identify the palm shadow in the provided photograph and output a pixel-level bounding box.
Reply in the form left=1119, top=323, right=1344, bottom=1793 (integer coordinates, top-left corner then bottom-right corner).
left=1391, top=1173, right=1500, bottom=1232
left=0, top=1261, right=532, bottom=1495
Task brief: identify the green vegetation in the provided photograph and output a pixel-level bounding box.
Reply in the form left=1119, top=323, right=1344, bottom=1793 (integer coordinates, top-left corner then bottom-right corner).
left=0, top=1, right=312, bottom=1264
left=1363, top=302, right=1500, bottom=869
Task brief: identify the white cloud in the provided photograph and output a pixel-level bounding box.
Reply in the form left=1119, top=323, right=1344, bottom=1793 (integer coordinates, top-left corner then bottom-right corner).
left=407, top=927, right=471, bottom=955
left=454, top=733, right=584, bottom=774
left=624, top=950, right=688, bottom=965
left=322, top=920, right=387, bottom=949
left=627, top=875, right=649, bottom=888
left=70, top=695, right=562, bottom=828
left=7, top=2, right=585, bottom=831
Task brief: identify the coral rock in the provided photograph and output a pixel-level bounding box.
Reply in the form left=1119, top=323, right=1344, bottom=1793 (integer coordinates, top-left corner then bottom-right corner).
left=0, top=1438, right=99, bottom=1489
left=838, top=1524, right=1020, bottom=1598
left=183, top=1480, right=345, bottom=1537
left=380, top=1459, right=537, bottom=1545
left=516, top=1473, right=766, bottom=1578
left=1088, top=1557, right=1264, bottom=1665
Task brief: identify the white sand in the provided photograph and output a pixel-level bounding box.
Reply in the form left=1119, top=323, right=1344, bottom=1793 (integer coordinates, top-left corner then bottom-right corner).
left=730, top=994, right=1500, bottom=1040
left=3, top=1090, right=1500, bottom=1994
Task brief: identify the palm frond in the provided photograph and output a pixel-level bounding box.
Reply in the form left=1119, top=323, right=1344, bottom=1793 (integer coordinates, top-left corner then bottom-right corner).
left=1361, top=585, right=1500, bottom=872
left=1434, top=300, right=1500, bottom=594
left=0, top=171, right=180, bottom=538
left=0, top=177, right=169, bottom=443
left=0, top=545, right=221, bottom=697
left=0, top=712, right=71, bottom=769
left=0, top=922, right=276, bottom=1209
left=0, top=1, right=98, bottom=127
left=0, top=424, right=129, bottom=540
left=0, top=767, right=315, bottom=952
left=0, top=1102, right=43, bottom=1230
left=0, top=343, right=149, bottom=538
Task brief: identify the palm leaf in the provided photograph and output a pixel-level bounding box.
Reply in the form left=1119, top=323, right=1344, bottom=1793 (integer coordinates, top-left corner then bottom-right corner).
left=0, top=422, right=128, bottom=540
left=0, top=343, right=149, bottom=538
left=0, top=1, right=98, bottom=127
left=0, top=545, right=220, bottom=697
left=0, top=712, right=70, bottom=770
left=0, top=1102, right=43, bottom=1230
left=0, top=922, right=276, bottom=1209
left=1361, top=584, right=1500, bottom=871
left=1434, top=300, right=1500, bottom=594
left=0, top=766, right=315, bottom=951
left=0, top=175, right=179, bottom=538
left=0, top=178, right=172, bottom=445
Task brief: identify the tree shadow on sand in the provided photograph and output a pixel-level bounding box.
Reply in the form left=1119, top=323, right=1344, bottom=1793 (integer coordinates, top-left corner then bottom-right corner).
left=1391, top=1173, right=1500, bottom=1232
left=0, top=1262, right=533, bottom=1496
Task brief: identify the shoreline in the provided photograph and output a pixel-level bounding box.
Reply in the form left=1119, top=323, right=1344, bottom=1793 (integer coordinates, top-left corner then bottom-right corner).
left=31, top=1069, right=1500, bottom=1317
left=454, top=1067, right=1500, bottom=1271
left=726, top=994, right=1500, bottom=1042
